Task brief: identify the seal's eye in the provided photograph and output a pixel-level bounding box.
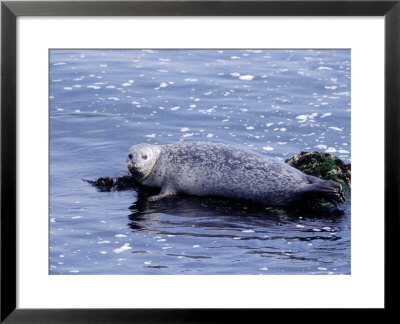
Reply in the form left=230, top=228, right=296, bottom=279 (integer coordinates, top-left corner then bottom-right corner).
left=128, top=154, right=133, bottom=159
left=142, top=155, right=148, bottom=160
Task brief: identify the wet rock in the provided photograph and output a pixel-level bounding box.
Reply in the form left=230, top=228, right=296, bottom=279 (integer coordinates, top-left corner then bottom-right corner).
left=285, top=151, right=351, bottom=188
left=285, top=151, right=351, bottom=210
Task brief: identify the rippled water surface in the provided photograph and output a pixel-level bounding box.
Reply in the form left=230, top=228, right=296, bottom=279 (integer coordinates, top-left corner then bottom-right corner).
left=50, top=49, right=351, bottom=275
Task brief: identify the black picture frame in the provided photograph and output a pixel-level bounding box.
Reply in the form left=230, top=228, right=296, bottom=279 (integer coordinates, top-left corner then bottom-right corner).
left=1, top=0, right=398, bottom=322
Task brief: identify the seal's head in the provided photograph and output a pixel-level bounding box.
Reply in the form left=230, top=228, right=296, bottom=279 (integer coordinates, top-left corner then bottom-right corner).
left=127, top=143, right=161, bottom=181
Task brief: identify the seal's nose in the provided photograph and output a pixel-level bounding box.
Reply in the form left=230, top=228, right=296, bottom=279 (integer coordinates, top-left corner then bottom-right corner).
left=127, top=159, right=137, bottom=169
left=127, top=162, right=135, bottom=173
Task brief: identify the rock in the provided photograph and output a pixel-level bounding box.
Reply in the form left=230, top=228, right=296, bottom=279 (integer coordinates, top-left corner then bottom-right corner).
left=285, top=151, right=351, bottom=188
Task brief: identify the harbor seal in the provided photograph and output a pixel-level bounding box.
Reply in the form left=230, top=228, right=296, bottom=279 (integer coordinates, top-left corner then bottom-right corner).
left=126, top=141, right=345, bottom=206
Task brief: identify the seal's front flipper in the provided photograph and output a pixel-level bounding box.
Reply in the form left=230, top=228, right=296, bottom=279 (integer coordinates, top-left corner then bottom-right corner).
left=302, top=180, right=345, bottom=203
left=148, top=187, right=178, bottom=201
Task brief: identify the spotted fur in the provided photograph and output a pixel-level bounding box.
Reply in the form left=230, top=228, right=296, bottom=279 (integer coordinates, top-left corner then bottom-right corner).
left=127, top=142, right=344, bottom=205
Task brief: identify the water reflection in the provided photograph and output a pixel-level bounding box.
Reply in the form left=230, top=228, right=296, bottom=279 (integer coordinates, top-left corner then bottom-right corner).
left=122, top=188, right=349, bottom=274
left=127, top=187, right=346, bottom=233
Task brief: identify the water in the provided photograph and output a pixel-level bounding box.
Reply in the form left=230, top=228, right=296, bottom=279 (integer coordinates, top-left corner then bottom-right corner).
left=49, top=49, right=351, bottom=275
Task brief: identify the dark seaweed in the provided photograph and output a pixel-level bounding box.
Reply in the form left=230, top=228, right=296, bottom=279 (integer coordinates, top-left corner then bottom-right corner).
left=84, top=175, right=138, bottom=192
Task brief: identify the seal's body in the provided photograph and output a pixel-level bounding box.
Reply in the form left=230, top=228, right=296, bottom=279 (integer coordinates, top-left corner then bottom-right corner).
left=127, top=142, right=344, bottom=205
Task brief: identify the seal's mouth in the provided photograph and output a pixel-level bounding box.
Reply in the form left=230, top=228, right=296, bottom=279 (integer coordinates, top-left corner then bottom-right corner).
left=127, top=164, right=145, bottom=180
left=127, top=163, right=153, bottom=182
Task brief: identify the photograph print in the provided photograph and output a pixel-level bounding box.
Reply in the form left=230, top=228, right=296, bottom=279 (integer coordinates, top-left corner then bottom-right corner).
left=49, top=49, right=351, bottom=275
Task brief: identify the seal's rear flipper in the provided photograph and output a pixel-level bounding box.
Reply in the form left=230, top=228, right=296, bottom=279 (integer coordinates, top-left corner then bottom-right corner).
left=305, top=175, right=324, bottom=184
left=302, top=180, right=345, bottom=203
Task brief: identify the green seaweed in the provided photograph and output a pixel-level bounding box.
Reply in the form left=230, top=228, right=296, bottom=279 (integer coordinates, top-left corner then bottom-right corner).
left=285, top=151, right=351, bottom=189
